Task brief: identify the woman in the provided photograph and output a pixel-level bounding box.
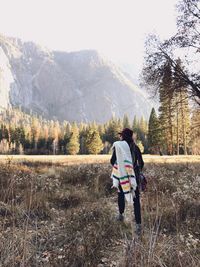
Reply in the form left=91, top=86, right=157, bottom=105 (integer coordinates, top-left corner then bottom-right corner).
left=110, top=128, right=144, bottom=235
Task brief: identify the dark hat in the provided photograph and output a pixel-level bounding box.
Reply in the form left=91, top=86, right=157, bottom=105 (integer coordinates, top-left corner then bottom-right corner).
left=118, top=128, right=133, bottom=139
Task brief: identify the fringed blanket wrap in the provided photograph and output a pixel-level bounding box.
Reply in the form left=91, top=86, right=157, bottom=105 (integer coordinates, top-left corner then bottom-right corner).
left=111, top=141, right=137, bottom=203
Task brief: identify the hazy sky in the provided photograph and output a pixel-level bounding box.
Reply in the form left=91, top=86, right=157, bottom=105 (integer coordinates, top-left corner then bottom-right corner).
left=0, top=0, right=178, bottom=75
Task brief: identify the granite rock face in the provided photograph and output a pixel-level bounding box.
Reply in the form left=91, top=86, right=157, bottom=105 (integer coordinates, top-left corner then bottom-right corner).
left=0, top=34, right=152, bottom=122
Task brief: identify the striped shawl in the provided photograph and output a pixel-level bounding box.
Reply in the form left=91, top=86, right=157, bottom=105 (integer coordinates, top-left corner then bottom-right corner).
left=111, top=141, right=137, bottom=203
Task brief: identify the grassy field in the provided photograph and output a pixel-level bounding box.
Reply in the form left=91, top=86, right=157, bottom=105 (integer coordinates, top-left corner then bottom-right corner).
left=0, top=155, right=199, bottom=266
left=0, top=154, right=199, bottom=165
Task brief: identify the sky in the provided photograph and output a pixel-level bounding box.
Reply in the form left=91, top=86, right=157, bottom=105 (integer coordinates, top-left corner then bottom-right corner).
left=0, top=0, right=179, bottom=77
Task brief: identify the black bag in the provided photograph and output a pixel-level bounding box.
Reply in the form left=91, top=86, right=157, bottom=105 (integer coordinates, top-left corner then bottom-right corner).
left=139, top=173, right=147, bottom=191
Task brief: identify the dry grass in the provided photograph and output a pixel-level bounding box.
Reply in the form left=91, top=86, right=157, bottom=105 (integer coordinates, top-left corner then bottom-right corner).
left=0, top=154, right=199, bottom=166
left=0, top=155, right=111, bottom=166
left=0, top=160, right=120, bottom=266
left=121, top=160, right=200, bottom=267
left=0, top=156, right=199, bottom=266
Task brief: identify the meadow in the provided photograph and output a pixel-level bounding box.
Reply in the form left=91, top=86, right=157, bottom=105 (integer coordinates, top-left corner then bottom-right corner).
left=0, top=155, right=199, bottom=266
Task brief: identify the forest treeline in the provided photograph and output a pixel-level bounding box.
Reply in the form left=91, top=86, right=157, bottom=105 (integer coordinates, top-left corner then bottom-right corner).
left=0, top=101, right=199, bottom=155
left=0, top=109, right=148, bottom=155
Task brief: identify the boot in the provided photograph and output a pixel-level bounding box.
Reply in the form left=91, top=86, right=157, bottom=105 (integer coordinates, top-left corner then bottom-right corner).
left=116, top=213, right=124, bottom=221
left=135, top=223, right=142, bottom=235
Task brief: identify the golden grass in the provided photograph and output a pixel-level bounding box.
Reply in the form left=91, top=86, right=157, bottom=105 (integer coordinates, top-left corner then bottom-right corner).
left=0, top=154, right=199, bottom=165
left=0, top=154, right=111, bottom=165
left=0, top=155, right=199, bottom=266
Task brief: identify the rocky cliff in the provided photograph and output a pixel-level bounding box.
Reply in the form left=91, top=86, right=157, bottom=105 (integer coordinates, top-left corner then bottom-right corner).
left=0, top=34, right=152, bottom=123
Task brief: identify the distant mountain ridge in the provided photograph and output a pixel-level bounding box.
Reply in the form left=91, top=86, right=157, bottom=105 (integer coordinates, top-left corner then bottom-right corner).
left=0, top=34, right=152, bottom=123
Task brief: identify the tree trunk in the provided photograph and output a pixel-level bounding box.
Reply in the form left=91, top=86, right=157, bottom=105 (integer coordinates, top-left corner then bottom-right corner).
left=180, top=91, right=187, bottom=155
left=176, top=104, right=179, bottom=155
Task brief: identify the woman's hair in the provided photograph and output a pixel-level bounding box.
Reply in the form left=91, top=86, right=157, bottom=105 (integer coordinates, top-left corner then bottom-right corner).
left=120, top=128, right=134, bottom=144
left=122, top=135, right=135, bottom=165
left=122, top=135, right=133, bottom=144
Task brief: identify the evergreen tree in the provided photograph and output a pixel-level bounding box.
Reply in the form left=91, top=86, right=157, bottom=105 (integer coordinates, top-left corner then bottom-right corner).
left=132, top=115, right=138, bottom=132
left=98, top=124, right=105, bottom=140
left=138, top=117, right=148, bottom=149
left=104, top=117, right=122, bottom=145
left=31, top=117, right=40, bottom=150
left=12, top=127, right=25, bottom=148
left=174, top=59, right=190, bottom=155
left=159, top=61, right=175, bottom=154
left=85, top=126, right=103, bottom=154
left=79, top=123, right=88, bottom=154
left=66, top=123, right=80, bottom=155
left=122, top=114, right=131, bottom=128
left=148, top=108, right=161, bottom=154
left=0, top=139, right=10, bottom=154
left=190, top=108, right=200, bottom=154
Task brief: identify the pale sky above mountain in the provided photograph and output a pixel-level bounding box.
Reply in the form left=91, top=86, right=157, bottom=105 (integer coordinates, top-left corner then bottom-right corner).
left=0, top=0, right=178, bottom=76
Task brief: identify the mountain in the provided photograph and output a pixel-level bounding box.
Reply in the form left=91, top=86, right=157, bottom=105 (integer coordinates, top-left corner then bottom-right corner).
left=0, top=34, right=152, bottom=123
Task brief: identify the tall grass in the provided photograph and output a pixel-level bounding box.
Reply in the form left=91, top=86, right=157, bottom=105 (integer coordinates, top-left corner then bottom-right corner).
left=121, top=162, right=200, bottom=267
left=0, top=161, right=121, bottom=266
left=0, top=157, right=199, bottom=266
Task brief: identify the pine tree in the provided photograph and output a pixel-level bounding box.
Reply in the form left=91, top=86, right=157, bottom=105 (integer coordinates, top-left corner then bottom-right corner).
left=104, top=117, right=122, bottom=145
left=0, top=139, right=10, bottom=154
left=98, top=124, right=105, bottom=139
left=159, top=61, right=175, bottom=154
left=148, top=108, right=161, bottom=154
left=122, top=114, right=131, bottom=129
left=85, top=126, right=103, bottom=154
left=138, top=116, right=148, bottom=150
left=174, top=59, right=190, bottom=155
left=31, top=117, right=40, bottom=150
left=132, top=115, right=140, bottom=144
left=79, top=123, right=88, bottom=154
left=190, top=108, right=200, bottom=154
left=176, top=89, right=190, bottom=154
left=66, top=123, right=80, bottom=155
left=132, top=115, right=138, bottom=133
left=12, top=127, right=25, bottom=148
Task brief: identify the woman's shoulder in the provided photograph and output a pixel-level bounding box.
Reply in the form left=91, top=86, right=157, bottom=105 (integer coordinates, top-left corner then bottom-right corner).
left=113, top=140, right=126, bottom=146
